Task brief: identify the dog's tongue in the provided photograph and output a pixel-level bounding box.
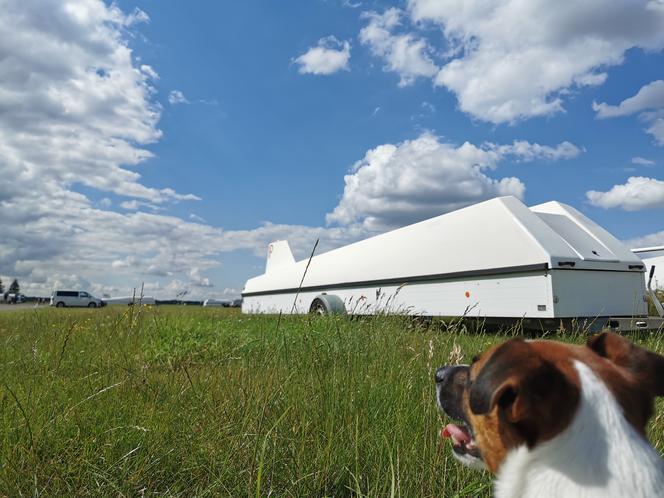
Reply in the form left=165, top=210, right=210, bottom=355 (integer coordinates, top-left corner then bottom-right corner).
left=441, top=424, right=472, bottom=445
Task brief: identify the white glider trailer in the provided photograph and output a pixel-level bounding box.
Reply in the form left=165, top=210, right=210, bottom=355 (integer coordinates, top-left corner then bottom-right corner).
left=242, top=196, right=664, bottom=332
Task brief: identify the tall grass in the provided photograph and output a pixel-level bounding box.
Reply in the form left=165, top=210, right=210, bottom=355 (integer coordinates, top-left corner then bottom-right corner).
left=0, top=307, right=662, bottom=496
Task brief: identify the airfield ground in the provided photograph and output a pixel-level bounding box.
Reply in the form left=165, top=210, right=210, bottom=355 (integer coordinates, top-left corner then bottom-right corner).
left=0, top=306, right=662, bottom=496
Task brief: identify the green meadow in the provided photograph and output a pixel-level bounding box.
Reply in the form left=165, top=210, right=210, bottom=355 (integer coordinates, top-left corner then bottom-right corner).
left=0, top=306, right=662, bottom=497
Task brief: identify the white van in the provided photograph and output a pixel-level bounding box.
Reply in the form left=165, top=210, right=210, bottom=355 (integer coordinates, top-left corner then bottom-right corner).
left=50, top=290, right=104, bottom=308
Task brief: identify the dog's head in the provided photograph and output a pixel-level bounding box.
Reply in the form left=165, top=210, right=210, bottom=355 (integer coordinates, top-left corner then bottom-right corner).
left=435, top=332, right=664, bottom=473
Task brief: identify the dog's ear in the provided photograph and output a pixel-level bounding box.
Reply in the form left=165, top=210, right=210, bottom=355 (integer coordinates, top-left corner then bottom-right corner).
left=587, top=331, right=664, bottom=397
left=469, top=339, right=532, bottom=422
left=469, top=339, right=577, bottom=447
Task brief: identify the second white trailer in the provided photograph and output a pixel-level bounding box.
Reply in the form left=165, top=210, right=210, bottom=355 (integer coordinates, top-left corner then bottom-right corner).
left=242, top=196, right=649, bottom=320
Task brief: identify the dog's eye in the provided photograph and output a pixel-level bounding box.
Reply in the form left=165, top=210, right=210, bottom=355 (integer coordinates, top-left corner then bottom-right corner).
left=471, top=354, right=480, bottom=364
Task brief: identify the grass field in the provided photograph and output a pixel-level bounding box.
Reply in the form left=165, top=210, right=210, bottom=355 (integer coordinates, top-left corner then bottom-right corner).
left=0, top=306, right=662, bottom=497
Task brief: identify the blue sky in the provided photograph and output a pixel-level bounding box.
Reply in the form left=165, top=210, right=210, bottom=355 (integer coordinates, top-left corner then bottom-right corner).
left=1, top=0, right=664, bottom=298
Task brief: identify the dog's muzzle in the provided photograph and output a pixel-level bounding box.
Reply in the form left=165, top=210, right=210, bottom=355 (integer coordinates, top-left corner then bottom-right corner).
left=435, top=364, right=483, bottom=466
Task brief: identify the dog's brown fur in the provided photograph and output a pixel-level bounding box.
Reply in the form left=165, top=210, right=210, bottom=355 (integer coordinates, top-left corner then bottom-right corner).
left=463, top=333, right=663, bottom=473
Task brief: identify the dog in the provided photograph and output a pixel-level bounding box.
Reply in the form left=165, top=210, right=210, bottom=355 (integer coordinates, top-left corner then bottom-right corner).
left=435, top=332, right=664, bottom=498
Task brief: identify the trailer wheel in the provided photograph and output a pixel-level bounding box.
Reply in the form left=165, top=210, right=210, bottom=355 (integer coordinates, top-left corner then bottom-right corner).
left=310, top=299, right=327, bottom=315
left=309, top=294, right=346, bottom=315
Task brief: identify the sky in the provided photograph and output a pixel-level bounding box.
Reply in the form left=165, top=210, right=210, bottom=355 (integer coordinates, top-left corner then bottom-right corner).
left=1, top=0, right=664, bottom=300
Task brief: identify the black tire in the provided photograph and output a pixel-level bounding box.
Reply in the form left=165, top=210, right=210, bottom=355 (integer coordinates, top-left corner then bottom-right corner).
left=309, top=298, right=327, bottom=315
left=308, top=295, right=346, bottom=315
left=56, top=302, right=65, bottom=308
left=88, top=302, right=97, bottom=308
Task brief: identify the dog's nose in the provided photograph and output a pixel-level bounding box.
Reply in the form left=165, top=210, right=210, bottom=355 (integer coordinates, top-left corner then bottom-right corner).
left=435, top=366, right=453, bottom=384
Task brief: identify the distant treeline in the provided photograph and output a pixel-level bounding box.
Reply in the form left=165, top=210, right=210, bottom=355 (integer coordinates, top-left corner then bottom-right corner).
left=10, top=297, right=206, bottom=306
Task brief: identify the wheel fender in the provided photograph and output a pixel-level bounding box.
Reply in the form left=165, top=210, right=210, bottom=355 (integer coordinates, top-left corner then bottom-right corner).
left=310, top=294, right=346, bottom=314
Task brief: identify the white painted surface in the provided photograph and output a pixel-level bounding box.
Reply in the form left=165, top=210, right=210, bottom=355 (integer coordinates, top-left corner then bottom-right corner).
left=243, top=269, right=647, bottom=318
left=265, top=240, right=295, bottom=273
left=642, top=255, right=664, bottom=290
left=530, top=201, right=639, bottom=264
left=550, top=270, right=647, bottom=317
left=242, top=196, right=647, bottom=318
left=243, top=271, right=552, bottom=317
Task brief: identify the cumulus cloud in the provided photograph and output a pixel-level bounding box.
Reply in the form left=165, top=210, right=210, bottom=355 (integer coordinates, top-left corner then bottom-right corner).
left=189, top=213, right=207, bottom=223
left=594, top=80, right=664, bottom=118
left=0, top=0, right=233, bottom=299
left=168, top=89, right=189, bottom=105
left=140, top=64, right=159, bottom=80
left=294, top=36, right=351, bottom=75
left=359, top=8, right=438, bottom=86
left=398, top=0, right=664, bottom=123
left=326, top=133, right=579, bottom=231
left=632, top=157, right=656, bottom=166
left=625, top=229, right=664, bottom=248
left=0, top=0, right=202, bottom=207
left=586, top=177, right=664, bottom=210
left=594, top=80, right=664, bottom=145
left=0, top=1, right=388, bottom=300
left=492, top=141, right=582, bottom=162
left=189, top=267, right=213, bottom=288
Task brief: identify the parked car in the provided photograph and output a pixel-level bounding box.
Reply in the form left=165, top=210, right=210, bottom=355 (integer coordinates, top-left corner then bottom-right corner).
left=4, top=293, right=25, bottom=304
left=50, top=290, right=105, bottom=308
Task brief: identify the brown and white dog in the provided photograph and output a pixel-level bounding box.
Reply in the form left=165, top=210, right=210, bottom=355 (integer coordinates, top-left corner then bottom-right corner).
left=435, top=332, right=664, bottom=498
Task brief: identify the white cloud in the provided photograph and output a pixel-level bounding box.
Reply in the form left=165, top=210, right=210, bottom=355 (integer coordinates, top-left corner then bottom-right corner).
left=593, top=80, right=664, bottom=118
left=294, top=36, right=351, bottom=75
left=189, top=213, right=206, bottom=223
left=168, top=90, right=189, bottom=105
left=0, top=0, right=372, bottom=301
left=123, top=7, right=150, bottom=27
left=189, top=267, right=213, bottom=288
left=593, top=80, right=664, bottom=145
left=625, top=230, right=664, bottom=249
left=632, top=157, right=656, bottom=166
left=326, top=133, right=579, bottom=231
left=492, top=141, right=582, bottom=162
left=586, top=177, right=664, bottom=210
left=0, top=0, right=201, bottom=205
left=140, top=64, right=159, bottom=80
left=119, top=200, right=161, bottom=211
left=0, top=0, right=224, bottom=299
left=421, top=101, right=435, bottom=114
left=403, top=0, right=664, bottom=123
left=359, top=8, right=438, bottom=87
left=341, top=0, right=362, bottom=8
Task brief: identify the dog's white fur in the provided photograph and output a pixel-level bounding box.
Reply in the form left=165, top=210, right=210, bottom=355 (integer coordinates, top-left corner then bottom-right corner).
left=494, top=361, right=664, bottom=498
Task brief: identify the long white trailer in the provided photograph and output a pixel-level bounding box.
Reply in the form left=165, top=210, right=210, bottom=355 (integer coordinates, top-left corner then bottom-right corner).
left=242, top=196, right=655, bottom=324
left=634, top=251, right=664, bottom=291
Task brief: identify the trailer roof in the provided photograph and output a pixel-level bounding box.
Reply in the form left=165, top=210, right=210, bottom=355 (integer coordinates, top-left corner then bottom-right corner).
left=243, top=196, right=644, bottom=294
